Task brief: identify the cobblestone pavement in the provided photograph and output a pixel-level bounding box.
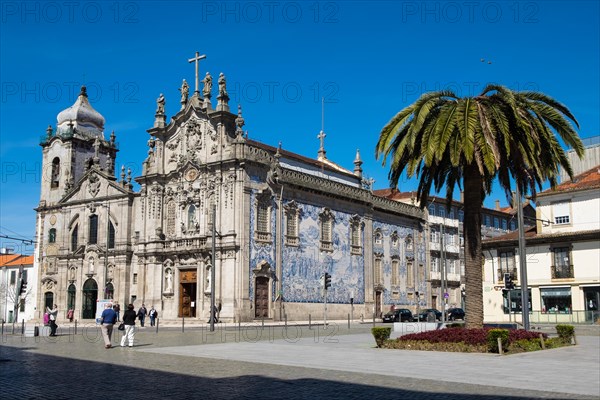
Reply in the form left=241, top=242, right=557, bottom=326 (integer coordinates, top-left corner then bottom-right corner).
left=1, top=322, right=598, bottom=400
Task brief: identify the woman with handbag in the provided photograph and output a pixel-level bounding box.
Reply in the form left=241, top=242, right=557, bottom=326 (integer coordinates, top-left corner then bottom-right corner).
left=120, top=304, right=137, bottom=348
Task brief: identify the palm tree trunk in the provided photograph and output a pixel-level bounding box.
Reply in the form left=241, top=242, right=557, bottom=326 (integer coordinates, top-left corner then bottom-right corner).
left=463, top=166, right=484, bottom=328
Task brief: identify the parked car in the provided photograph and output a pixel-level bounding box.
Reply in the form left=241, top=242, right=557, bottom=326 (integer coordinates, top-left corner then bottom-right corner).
left=415, top=308, right=442, bottom=321
left=383, top=308, right=413, bottom=323
left=446, top=307, right=465, bottom=321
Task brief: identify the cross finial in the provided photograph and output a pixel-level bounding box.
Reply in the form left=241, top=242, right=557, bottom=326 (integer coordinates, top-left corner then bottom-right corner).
left=188, top=51, right=207, bottom=95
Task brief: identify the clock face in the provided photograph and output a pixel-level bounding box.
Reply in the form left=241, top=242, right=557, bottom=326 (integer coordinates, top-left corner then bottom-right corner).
left=49, top=214, right=57, bottom=225
left=185, top=168, right=198, bottom=182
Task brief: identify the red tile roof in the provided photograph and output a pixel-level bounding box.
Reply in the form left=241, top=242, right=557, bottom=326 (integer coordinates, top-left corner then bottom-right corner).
left=0, top=254, right=21, bottom=266
left=0, top=254, right=33, bottom=267
left=538, top=167, right=600, bottom=197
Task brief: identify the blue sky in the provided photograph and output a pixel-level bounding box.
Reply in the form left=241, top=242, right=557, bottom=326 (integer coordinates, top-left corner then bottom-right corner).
left=1, top=0, right=599, bottom=253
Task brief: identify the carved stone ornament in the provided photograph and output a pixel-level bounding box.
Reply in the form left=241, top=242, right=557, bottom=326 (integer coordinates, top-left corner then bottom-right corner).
left=88, top=173, right=101, bottom=197
left=185, top=168, right=199, bottom=182
left=49, top=214, right=57, bottom=225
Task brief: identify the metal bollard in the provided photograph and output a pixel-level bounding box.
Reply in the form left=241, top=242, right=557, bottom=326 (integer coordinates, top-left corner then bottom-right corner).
left=21, top=319, right=25, bottom=335
left=74, top=320, right=78, bottom=335
left=309, top=314, right=312, bottom=330
left=348, top=313, right=350, bottom=329
left=284, top=314, right=287, bottom=329
left=182, top=317, right=185, bottom=333
left=156, top=318, right=159, bottom=334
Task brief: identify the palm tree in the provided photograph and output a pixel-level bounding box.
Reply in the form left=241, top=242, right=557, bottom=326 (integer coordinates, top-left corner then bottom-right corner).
left=376, top=85, right=584, bottom=328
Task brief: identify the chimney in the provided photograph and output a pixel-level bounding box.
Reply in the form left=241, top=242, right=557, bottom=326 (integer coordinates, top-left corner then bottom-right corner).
left=495, top=200, right=500, bottom=210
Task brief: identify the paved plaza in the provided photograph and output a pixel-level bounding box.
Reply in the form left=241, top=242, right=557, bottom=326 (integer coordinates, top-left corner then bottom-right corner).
left=1, top=322, right=599, bottom=399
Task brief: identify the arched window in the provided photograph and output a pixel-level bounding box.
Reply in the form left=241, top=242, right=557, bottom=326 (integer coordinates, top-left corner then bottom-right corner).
left=108, top=221, right=115, bottom=249
left=89, top=214, right=98, bottom=244
left=51, top=157, right=60, bottom=188
left=71, top=225, right=78, bottom=251
left=391, top=259, right=399, bottom=285
left=48, top=228, right=56, bottom=243
left=319, top=209, right=334, bottom=252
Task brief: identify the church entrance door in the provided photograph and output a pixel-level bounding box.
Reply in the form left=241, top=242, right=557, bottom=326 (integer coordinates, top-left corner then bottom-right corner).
left=179, top=270, right=197, bottom=318
left=82, top=279, right=98, bottom=319
left=255, top=277, right=269, bottom=318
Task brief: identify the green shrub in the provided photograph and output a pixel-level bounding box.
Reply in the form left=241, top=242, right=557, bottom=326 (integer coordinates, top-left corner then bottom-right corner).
left=545, top=337, right=566, bottom=349
left=555, top=324, right=574, bottom=343
left=487, top=329, right=509, bottom=353
left=510, top=338, right=542, bottom=353
left=371, top=327, right=392, bottom=348
left=446, top=323, right=464, bottom=329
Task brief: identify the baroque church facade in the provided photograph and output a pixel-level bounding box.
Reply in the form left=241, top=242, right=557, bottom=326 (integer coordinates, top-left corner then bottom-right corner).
left=34, top=57, right=429, bottom=323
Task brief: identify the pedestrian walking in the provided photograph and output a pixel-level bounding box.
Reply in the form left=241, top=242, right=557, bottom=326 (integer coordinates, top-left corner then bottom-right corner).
left=148, top=306, right=158, bottom=327
left=46, top=304, right=58, bottom=336
left=137, top=304, right=147, bottom=327
left=120, top=304, right=137, bottom=348
left=100, top=303, right=117, bottom=348
left=113, top=302, right=121, bottom=322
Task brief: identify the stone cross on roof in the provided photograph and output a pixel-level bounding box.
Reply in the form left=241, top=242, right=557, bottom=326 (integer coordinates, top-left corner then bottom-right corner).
left=188, top=51, right=206, bottom=95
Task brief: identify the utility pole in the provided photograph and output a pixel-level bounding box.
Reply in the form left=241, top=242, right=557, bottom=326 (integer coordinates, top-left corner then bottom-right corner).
left=440, top=223, right=446, bottom=323
left=516, top=186, right=530, bottom=330
left=210, top=203, right=216, bottom=332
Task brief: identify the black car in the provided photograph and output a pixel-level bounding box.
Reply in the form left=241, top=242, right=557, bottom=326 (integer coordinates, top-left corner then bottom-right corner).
left=383, top=308, right=413, bottom=323
left=446, top=308, right=465, bottom=321
left=415, top=308, right=442, bottom=321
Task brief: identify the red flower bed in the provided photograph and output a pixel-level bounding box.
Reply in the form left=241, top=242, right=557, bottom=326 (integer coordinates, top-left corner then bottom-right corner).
left=398, top=327, right=546, bottom=345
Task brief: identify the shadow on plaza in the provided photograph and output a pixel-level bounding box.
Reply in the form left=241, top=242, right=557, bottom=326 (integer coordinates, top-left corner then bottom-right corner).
left=0, top=345, right=582, bottom=400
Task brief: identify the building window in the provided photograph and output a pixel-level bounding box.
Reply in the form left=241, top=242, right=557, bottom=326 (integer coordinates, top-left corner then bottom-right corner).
left=89, top=214, right=98, bottom=244
left=319, top=209, right=334, bottom=251
left=407, top=262, right=414, bottom=287
left=458, top=210, right=464, bottom=222
left=494, top=217, right=499, bottom=229
left=374, top=257, right=382, bottom=284
left=510, top=220, right=516, bottom=231
left=502, top=219, right=507, bottom=230
left=391, top=232, right=398, bottom=248
left=284, top=201, right=300, bottom=246
left=187, top=204, right=197, bottom=228
left=405, top=236, right=413, bottom=251
left=541, top=287, right=572, bottom=313
left=108, top=221, right=115, bottom=249
left=430, top=228, right=439, bottom=243
left=431, top=257, right=439, bottom=273
left=552, top=246, right=573, bottom=279
left=484, top=215, right=491, bottom=226
left=51, top=157, right=60, bottom=189
left=428, top=204, right=435, bottom=216
left=48, top=228, right=56, bottom=243
left=391, top=259, right=399, bottom=285
left=255, top=192, right=272, bottom=242
left=449, top=209, right=455, bottom=219
left=10, top=270, right=16, bottom=285
left=438, top=208, right=445, bottom=218
left=498, top=250, right=516, bottom=282
left=502, top=289, right=532, bottom=314
left=71, top=225, right=78, bottom=251
left=166, top=200, right=176, bottom=237
left=133, top=273, right=138, bottom=284
left=447, top=259, right=456, bottom=274
left=374, top=229, right=383, bottom=245
left=553, top=202, right=571, bottom=225
left=350, top=215, right=362, bottom=255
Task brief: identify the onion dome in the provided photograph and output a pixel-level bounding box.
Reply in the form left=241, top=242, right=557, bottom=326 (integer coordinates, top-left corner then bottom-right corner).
left=56, top=86, right=105, bottom=135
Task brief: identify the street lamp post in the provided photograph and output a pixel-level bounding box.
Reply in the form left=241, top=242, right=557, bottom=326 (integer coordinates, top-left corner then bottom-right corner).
left=516, top=186, right=530, bottom=330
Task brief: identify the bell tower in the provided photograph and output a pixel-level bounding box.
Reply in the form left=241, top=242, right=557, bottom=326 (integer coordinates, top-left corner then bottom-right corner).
left=39, top=86, right=117, bottom=206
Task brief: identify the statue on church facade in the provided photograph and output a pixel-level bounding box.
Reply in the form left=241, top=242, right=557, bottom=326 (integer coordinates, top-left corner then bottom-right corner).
left=156, top=93, right=166, bottom=114
left=218, top=73, right=227, bottom=97
left=179, top=79, right=189, bottom=107
left=202, top=72, right=212, bottom=98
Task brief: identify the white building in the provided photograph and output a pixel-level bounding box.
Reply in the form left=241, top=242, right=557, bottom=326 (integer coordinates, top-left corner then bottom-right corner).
left=0, top=253, right=37, bottom=323
left=482, top=167, right=600, bottom=324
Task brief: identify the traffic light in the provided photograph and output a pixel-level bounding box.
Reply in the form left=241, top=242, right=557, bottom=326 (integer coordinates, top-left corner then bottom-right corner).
left=324, top=272, right=332, bottom=290
left=19, top=280, right=27, bottom=295
left=504, top=273, right=514, bottom=290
